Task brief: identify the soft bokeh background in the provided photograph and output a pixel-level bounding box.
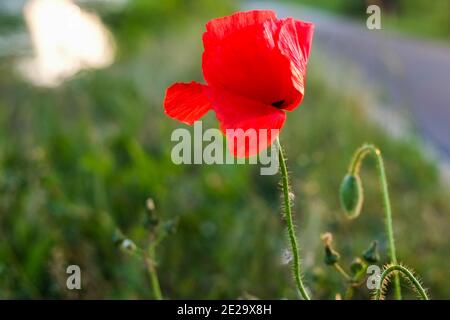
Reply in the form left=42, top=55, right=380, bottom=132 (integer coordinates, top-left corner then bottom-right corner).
left=0, top=0, right=449, bottom=299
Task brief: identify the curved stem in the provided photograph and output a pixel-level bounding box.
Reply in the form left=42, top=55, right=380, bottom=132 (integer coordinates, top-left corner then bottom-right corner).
left=375, top=264, right=428, bottom=300
left=276, top=138, right=310, bottom=300
left=349, top=144, right=401, bottom=300
left=333, top=263, right=352, bottom=281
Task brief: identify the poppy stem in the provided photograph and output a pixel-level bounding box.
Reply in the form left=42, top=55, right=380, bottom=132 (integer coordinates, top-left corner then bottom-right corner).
left=276, top=138, right=311, bottom=300
left=375, top=264, right=428, bottom=300
left=348, top=144, right=401, bottom=300
left=333, top=263, right=352, bottom=282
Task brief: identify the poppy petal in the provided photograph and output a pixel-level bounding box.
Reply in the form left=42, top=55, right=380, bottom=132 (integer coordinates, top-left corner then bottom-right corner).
left=163, top=82, right=211, bottom=125
left=277, top=18, right=314, bottom=111
left=204, top=10, right=276, bottom=41
left=202, top=15, right=299, bottom=109
left=209, top=89, right=286, bottom=158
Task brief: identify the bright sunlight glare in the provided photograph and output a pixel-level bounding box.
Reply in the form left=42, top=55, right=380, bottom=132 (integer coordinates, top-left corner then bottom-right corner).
left=18, top=0, right=115, bottom=87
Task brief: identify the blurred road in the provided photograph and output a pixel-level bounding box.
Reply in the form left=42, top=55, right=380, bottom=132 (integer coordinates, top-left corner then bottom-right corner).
left=244, top=1, right=450, bottom=162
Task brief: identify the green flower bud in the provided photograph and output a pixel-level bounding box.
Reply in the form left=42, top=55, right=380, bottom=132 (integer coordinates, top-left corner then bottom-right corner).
left=350, top=257, right=364, bottom=275
left=163, top=219, right=178, bottom=235
left=120, top=239, right=137, bottom=252
left=145, top=198, right=160, bottom=229
left=324, top=245, right=340, bottom=265
left=321, top=232, right=340, bottom=265
left=145, top=215, right=160, bottom=229
left=339, top=174, right=363, bottom=219
left=362, top=240, right=380, bottom=263
left=112, top=230, right=125, bottom=247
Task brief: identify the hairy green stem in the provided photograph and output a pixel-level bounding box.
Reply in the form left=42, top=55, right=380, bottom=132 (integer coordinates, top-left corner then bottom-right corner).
left=276, top=138, right=310, bottom=300
left=375, top=264, right=428, bottom=300
left=349, top=144, right=401, bottom=300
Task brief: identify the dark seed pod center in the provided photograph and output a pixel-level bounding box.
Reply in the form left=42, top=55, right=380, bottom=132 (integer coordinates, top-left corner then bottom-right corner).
left=271, top=100, right=285, bottom=108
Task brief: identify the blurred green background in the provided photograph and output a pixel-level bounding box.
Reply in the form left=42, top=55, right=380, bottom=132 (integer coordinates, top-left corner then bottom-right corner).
left=0, top=0, right=449, bottom=299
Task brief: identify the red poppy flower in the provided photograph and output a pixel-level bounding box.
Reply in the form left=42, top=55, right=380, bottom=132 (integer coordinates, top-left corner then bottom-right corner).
left=164, top=10, right=314, bottom=157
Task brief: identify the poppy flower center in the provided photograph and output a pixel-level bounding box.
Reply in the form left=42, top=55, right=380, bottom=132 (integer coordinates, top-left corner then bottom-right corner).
left=271, top=100, right=285, bottom=108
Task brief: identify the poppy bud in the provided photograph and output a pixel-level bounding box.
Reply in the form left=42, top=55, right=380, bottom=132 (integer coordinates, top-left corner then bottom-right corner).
left=113, top=230, right=125, bottom=247
left=350, top=257, right=364, bottom=276
left=321, top=232, right=340, bottom=265
left=339, top=174, right=363, bottom=219
left=145, top=198, right=160, bottom=228
left=362, top=241, right=380, bottom=263
left=163, top=219, right=178, bottom=235
left=145, top=215, right=160, bottom=229
left=120, top=239, right=137, bottom=253
left=324, top=246, right=340, bottom=265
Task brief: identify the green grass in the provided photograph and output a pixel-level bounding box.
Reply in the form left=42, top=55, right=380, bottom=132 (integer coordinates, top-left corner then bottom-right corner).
left=0, top=0, right=449, bottom=299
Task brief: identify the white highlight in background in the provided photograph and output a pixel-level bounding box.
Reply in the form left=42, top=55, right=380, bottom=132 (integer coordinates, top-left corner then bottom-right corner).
left=18, top=0, right=115, bottom=87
